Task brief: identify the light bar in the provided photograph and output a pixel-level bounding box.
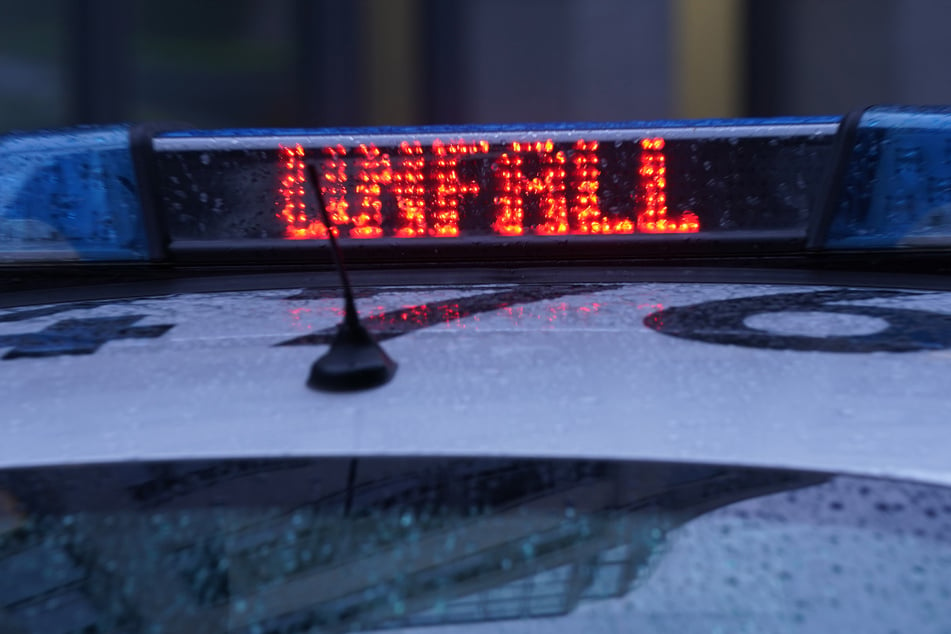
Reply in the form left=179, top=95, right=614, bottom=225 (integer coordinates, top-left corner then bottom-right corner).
left=153, top=119, right=838, bottom=252
left=0, top=126, right=149, bottom=262
left=9, top=110, right=951, bottom=266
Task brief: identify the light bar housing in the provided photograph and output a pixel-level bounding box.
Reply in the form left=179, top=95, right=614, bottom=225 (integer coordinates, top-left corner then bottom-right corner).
left=152, top=119, right=837, bottom=263
left=4, top=108, right=951, bottom=266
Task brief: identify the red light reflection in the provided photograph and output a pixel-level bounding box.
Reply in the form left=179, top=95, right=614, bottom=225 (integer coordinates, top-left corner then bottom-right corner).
left=498, top=299, right=604, bottom=328
left=640, top=302, right=665, bottom=330
left=287, top=298, right=607, bottom=334
left=287, top=305, right=346, bottom=331
left=280, top=285, right=618, bottom=348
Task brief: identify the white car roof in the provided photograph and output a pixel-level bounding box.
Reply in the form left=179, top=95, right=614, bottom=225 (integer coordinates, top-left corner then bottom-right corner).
left=2, top=278, right=951, bottom=486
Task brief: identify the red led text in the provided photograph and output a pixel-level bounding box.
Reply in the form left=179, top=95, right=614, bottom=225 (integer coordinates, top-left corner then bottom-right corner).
left=277, top=137, right=698, bottom=239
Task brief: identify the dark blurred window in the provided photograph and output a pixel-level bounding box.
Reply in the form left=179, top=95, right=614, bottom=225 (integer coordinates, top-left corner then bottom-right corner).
left=132, top=0, right=298, bottom=127
left=0, top=1, right=67, bottom=131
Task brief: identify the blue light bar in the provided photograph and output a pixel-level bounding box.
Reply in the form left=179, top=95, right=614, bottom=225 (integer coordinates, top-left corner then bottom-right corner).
left=822, top=106, right=951, bottom=249
left=0, top=126, right=149, bottom=262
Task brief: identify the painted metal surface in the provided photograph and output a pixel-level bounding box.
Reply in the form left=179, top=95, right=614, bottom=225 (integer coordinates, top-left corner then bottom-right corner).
left=1, top=282, right=950, bottom=485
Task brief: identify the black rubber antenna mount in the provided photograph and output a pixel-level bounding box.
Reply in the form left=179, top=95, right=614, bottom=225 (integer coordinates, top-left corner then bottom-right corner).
left=304, top=163, right=397, bottom=391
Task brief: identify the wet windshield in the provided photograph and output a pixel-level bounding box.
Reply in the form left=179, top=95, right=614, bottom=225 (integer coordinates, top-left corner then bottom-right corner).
left=1, top=457, right=949, bottom=633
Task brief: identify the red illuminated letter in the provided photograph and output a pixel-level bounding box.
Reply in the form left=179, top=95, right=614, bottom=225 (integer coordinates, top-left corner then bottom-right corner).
left=351, top=144, right=390, bottom=238
left=568, top=140, right=635, bottom=234
left=636, top=138, right=699, bottom=233
left=351, top=140, right=487, bottom=239
left=277, top=144, right=352, bottom=239
left=393, top=141, right=427, bottom=238
left=277, top=144, right=310, bottom=238
left=493, top=140, right=567, bottom=236
left=319, top=144, right=351, bottom=236
left=431, top=139, right=488, bottom=237
left=570, top=139, right=601, bottom=234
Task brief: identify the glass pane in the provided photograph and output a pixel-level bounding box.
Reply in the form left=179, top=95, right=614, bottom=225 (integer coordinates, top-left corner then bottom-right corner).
left=2, top=457, right=950, bottom=632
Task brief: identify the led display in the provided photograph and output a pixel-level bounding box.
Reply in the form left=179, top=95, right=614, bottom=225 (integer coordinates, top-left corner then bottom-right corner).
left=153, top=124, right=836, bottom=244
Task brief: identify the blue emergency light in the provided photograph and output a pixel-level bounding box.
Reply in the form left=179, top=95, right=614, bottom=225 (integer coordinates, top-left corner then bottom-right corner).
left=0, top=125, right=149, bottom=261
left=814, top=106, right=951, bottom=249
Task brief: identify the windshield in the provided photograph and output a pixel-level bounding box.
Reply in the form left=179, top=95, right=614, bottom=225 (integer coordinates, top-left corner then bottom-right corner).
left=1, top=457, right=949, bottom=633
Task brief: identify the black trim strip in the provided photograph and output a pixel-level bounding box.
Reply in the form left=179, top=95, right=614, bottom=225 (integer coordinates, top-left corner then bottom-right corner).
left=4, top=265, right=951, bottom=309
left=806, top=108, right=866, bottom=249
left=128, top=122, right=192, bottom=262
left=165, top=233, right=806, bottom=267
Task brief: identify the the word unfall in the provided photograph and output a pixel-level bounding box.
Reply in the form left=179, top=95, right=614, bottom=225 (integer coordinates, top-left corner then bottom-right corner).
left=278, top=138, right=699, bottom=239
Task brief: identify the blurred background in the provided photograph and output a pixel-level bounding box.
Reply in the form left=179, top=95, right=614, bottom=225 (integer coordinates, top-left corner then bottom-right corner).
left=2, top=0, right=951, bottom=132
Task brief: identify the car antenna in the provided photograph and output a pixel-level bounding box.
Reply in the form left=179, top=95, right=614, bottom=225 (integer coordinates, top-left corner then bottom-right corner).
left=303, top=163, right=397, bottom=391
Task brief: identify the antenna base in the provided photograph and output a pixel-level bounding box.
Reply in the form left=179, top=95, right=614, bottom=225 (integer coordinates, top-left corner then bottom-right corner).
left=307, top=321, right=398, bottom=392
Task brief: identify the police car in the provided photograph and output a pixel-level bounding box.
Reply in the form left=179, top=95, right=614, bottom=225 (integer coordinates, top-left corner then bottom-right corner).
left=1, top=106, right=951, bottom=632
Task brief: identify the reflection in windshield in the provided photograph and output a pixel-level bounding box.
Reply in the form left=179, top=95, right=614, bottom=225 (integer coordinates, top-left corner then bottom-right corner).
left=0, top=458, right=948, bottom=632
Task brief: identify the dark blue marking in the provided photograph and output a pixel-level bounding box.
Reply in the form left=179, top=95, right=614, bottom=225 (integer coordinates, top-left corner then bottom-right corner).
left=0, top=300, right=128, bottom=323
left=0, top=315, right=173, bottom=360
left=645, top=289, right=951, bottom=353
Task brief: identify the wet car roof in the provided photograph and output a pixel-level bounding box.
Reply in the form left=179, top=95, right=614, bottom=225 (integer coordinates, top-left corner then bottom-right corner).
left=4, top=106, right=951, bottom=484
left=3, top=277, right=951, bottom=486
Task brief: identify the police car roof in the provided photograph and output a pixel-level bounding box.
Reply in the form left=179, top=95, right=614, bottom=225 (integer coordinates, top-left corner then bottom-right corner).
left=4, top=107, right=951, bottom=486
left=2, top=268, right=951, bottom=487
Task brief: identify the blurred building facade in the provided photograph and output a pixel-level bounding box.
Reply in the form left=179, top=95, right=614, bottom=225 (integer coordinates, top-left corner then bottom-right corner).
left=2, top=0, right=951, bottom=132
